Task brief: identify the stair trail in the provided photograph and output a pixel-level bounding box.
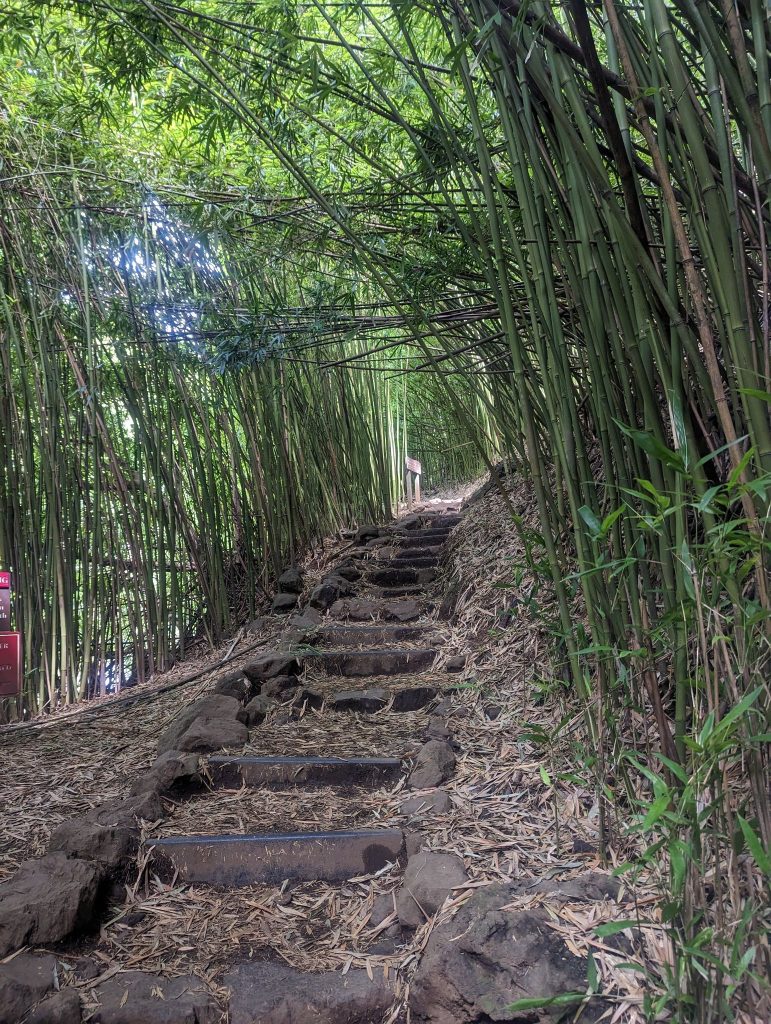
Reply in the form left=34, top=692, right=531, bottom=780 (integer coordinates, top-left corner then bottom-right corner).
left=146, top=504, right=463, bottom=889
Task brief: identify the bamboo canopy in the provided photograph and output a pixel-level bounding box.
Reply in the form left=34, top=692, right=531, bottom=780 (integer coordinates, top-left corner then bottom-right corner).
left=0, top=0, right=769, bottom=1017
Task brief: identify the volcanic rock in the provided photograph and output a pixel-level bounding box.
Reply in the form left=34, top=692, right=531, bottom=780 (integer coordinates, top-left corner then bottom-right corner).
left=243, top=694, right=272, bottom=725
left=408, top=740, right=456, bottom=789
left=409, top=884, right=588, bottom=1023
left=48, top=818, right=136, bottom=872
left=130, top=750, right=202, bottom=798
left=399, top=791, right=452, bottom=817
left=214, top=672, right=257, bottom=703
left=396, top=851, right=468, bottom=929
left=271, top=593, right=299, bottom=614
left=278, top=568, right=304, bottom=593
left=27, top=988, right=82, bottom=1024
left=243, top=654, right=301, bottom=681
left=0, top=953, right=58, bottom=1024
left=0, top=854, right=103, bottom=957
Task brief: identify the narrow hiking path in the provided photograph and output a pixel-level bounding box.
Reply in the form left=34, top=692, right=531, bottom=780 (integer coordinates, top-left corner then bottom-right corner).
left=0, top=486, right=654, bottom=1024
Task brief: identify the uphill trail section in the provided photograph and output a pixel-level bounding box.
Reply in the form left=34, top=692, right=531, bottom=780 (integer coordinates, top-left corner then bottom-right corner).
left=0, top=486, right=650, bottom=1024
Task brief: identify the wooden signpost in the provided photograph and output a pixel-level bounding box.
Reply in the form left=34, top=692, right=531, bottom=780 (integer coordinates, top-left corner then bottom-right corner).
left=405, top=456, right=422, bottom=507
left=0, top=571, right=21, bottom=698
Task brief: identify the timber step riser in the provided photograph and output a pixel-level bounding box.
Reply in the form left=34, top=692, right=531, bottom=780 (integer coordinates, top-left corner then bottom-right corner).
left=377, top=586, right=425, bottom=598
left=307, top=648, right=437, bottom=676
left=149, top=829, right=405, bottom=885
left=385, top=556, right=439, bottom=569
left=367, top=567, right=437, bottom=586
left=207, top=756, right=403, bottom=788
left=309, top=625, right=429, bottom=647
left=389, top=531, right=453, bottom=544
left=329, top=685, right=437, bottom=713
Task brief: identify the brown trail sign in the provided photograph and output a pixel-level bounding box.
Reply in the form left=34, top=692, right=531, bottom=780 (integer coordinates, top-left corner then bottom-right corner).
left=0, top=632, right=21, bottom=697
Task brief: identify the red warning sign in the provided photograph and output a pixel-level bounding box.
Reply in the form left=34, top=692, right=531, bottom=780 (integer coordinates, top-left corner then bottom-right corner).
left=0, top=633, right=21, bottom=697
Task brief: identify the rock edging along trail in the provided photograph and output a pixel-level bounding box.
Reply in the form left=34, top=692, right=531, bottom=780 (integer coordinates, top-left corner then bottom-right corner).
left=0, top=502, right=615, bottom=1024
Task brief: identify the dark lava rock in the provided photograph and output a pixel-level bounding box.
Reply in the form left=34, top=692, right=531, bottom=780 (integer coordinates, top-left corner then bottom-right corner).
left=214, top=671, right=257, bottom=703
left=354, top=524, right=382, bottom=543
left=309, top=575, right=354, bottom=610
left=0, top=953, right=58, bottom=1024
left=391, top=685, right=437, bottom=711
left=271, top=593, right=299, bottom=614
left=91, top=970, right=218, bottom=1024
left=369, top=892, right=396, bottom=928
left=287, top=608, right=322, bottom=630
left=399, top=791, right=452, bottom=817
left=424, top=717, right=451, bottom=741
left=409, top=885, right=588, bottom=1022
left=292, top=688, right=324, bottom=711
left=333, top=563, right=361, bottom=583
left=0, top=854, right=103, bottom=957
left=572, top=836, right=597, bottom=855
left=384, top=599, right=423, bottom=622
left=329, top=598, right=374, bottom=620
left=243, top=654, right=301, bottom=681
left=176, top=714, right=248, bottom=753
left=48, top=817, right=137, bottom=872
left=224, top=961, right=392, bottom=1024
left=130, top=750, right=202, bottom=798
left=259, top=674, right=299, bottom=698
left=329, top=688, right=388, bottom=713
left=243, top=694, right=272, bottom=726
left=445, top=655, right=466, bottom=672
left=85, top=791, right=164, bottom=829
left=396, top=851, right=468, bottom=929
left=278, top=568, right=304, bottom=594
left=408, top=740, right=456, bottom=789
left=483, top=703, right=503, bottom=721
left=157, top=694, right=247, bottom=753
left=27, top=988, right=82, bottom=1024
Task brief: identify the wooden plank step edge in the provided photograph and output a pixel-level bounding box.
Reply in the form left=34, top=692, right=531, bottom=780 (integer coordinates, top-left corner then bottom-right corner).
left=207, top=755, right=403, bottom=787
left=148, top=828, right=405, bottom=885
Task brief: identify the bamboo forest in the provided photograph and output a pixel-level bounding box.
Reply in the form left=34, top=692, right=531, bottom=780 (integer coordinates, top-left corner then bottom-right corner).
left=0, top=2, right=768, bottom=1023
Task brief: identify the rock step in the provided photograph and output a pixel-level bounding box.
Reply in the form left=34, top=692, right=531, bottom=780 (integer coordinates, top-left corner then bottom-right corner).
left=367, top=566, right=437, bottom=586
left=207, top=755, right=403, bottom=787
left=305, top=648, right=437, bottom=676
left=384, top=555, right=439, bottom=570
left=390, top=530, right=454, bottom=545
left=378, top=585, right=426, bottom=598
left=149, top=828, right=404, bottom=885
left=310, top=624, right=429, bottom=646
left=328, top=597, right=427, bottom=621
left=384, top=545, right=443, bottom=559
left=328, top=684, right=437, bottom=712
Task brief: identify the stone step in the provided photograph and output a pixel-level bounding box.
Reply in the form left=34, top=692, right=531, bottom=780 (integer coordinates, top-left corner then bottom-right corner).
left=149, top=828, right=404, bottom=885
left=368, top=566, right=439, bottom=586
left=310, top=624, right=428, bottom=647
left=328, top=684, right=438, bottom=713
left=378, top=585, right=426, bottom=598
left=388, top=555, right=439, bottom=569
left=390, top=530, right=453, bottom=546
left=207, top=755, right=403, bottom=788
left=391, top=546, right=443, bottom=560
left=305, top=648, right=437, bottom=676
left=328, top=597, right=427, bottom=622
